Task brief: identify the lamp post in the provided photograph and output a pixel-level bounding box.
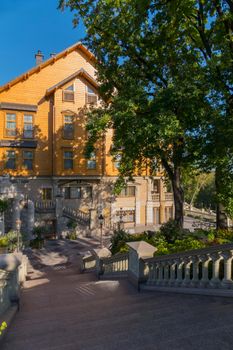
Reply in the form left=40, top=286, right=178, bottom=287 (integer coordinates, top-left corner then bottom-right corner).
left=98, top=214, right=104, bottom=248
left=118, top=207, right=124, bottom=230
left=15, top=219, right=21, bottom=252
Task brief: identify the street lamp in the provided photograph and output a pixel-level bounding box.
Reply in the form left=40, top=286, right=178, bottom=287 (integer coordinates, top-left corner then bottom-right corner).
left=15, top=219, right=21, bottom=252
left=118, top=207, right=124, bottom=230
left=98, top=214, right=104, bottom=248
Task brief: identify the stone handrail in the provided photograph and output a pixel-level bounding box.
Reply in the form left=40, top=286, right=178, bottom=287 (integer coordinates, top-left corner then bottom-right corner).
left=0, top=253, right=28, bottom=316
left=151, top=193, right=160, bottom=202
left=35, top=200, right=55, bottom=211
left=63, top=207, right=90, bottom=225
left=99, top=253, right=129, bottom=276
left=144, top=243, right=233, bottom=289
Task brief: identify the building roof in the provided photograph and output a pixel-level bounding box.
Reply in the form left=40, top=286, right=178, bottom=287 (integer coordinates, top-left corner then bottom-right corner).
left=45, top=68, right=98, bottom=96
left=0, top=42, right=96, bottom=93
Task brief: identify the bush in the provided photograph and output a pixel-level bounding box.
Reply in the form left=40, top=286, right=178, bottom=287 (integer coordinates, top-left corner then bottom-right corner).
left=159, top=219, right=188, bottom=243
left=0, top=236, right=8, bottom=248
left=67, top=220, right=77, bottom=230
left=66, top=231, right=77, bottom=240
left=110, top=229, right=130, bottom=255
left=30, top=237, right=44, bottom=249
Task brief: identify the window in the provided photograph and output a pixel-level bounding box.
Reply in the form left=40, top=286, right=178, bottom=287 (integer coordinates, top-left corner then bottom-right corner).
left=86, top=86, right=98, bottom=105
left=165, top=207, right=173, bottom=221
left=113, top=154, right=121, bottom=169
left=42, top=188, right=52, bottom=200
left=23, top=115, right=33, bottom=138
left=116, top=209, right=135, bottom=223
left=63, top=84, right=74, bottom=102
left=153, top=179, right=160, bottom=193
left=23, top=151, right=33, bottom=170
left=119, top=186, right=136, bottom=197
left=63, top=115, right=74, bottom=139
left=64, top=150, right=73, bottom=169
left=87, top=152, right=96, bottom=169
left=5, top=150, right=16, bottom=169
left=64, top=187, right=81, bottom=199
left=6, top=113, right=16, bottom=136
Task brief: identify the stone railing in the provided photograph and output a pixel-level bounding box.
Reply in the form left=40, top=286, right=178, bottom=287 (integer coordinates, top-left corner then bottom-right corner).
left=144, top=243, right=233, bottom=290
left=151, top=193, right=160, bottom=202
left=63, top=207, right=90, bottom=226
left=98, top=253, right=129, bottom=277
left=35, top=200, right=55, bottom=212
left=165, top=193, right=173, bottom=201
left=0, top=253, right=28, bottom=316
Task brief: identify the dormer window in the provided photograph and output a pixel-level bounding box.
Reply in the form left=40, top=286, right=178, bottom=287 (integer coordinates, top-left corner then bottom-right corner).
left=86, top=86, right=98, bottom=105
left=63, top=84, right=74, bottom=102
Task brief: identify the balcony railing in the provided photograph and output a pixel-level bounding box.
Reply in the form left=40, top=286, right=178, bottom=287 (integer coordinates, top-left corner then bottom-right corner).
left=35, top=200, right=55, bottom=212
left=151, top=193, right=160, bottom=202
left=165, top=193, right=173, bottom=201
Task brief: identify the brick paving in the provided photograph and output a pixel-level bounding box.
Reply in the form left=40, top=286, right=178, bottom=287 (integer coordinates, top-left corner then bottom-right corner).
left=2, top=239, right=233, bottom=350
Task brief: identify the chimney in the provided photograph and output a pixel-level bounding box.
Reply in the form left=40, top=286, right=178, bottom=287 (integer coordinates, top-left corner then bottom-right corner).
left=50, top=53, right=56, bottom=58
left=35, top=50, right=44, bottom=66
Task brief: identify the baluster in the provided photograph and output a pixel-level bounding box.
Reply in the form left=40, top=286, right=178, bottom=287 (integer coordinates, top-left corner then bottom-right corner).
left=210, top=252, right=221, bottom=288
left=156, top=263, right=163, bottom=286
left=199, top=254, right=210, bottom=288
left=163, top=262, right=169, bottom=286
left=221, top=251, right=233, bottom=289
left=174, top=260, right=183, bottom=287
left=168, top=260, right=176, bottom=286
left=190, top=256, right=200, bottom=287
left=147, top=263, right=154, bottom=285
left=182, top=258, right=192, bottom=287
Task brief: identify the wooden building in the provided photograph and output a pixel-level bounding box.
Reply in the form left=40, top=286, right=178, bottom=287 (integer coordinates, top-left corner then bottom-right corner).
left=0, top=43, right=173, bottom=236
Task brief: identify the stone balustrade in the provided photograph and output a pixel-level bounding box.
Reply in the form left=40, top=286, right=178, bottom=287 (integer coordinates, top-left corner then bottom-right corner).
left=0, top=253, right=28, bottom=316
left=144, top=243, right=233, bottom=290
left=63, top=207, right=90, bottom=225
left=98, top=253, right=129, bottom=276
left=35, top=200, right=55, bottom=211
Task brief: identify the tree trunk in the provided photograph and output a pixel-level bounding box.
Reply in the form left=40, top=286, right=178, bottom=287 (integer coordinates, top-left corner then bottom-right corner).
left=215, top=167, right=228, bottom=230
left=171, top=167, right=184, bottom=229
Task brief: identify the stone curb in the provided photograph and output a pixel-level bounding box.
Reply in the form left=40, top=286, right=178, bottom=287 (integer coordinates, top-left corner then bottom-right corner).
left=0, top=304, right=18, bottom=347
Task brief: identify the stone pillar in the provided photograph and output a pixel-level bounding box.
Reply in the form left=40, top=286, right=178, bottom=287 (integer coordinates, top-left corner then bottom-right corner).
left=221, top=252, right=233, bottom=289
left=135, top=201, right=141, bottom=225
left=157, top=263, right=163, bottom=286
left=127, top=241, right=156, bottom=289
left=163, top=263, right=169, bottom=286
left=210, top=253, right=221, bottom=288
left=27, top=200, right=34, bottom=240
left=12, top=198, right=21, bottom=231
left=146, top=202, right=154, bottom=225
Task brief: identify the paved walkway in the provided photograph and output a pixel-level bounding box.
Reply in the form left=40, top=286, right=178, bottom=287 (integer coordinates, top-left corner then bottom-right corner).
left=2, top=239, right=233, bottom=350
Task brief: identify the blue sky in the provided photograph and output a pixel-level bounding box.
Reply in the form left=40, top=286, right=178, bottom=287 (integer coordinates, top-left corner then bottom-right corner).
left=0, top=0, right=86, bottom=86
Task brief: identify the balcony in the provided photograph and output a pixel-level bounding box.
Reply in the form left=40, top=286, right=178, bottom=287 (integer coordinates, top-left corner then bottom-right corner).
left=35, top=200, right=55, bottom=213
left=165, top=193, right=173, bottom=201
left=151, top=193, right=160, bottom=202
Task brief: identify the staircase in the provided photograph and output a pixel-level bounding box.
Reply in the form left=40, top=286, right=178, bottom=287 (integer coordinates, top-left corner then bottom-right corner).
left=62, top=206, right=90, bottom=226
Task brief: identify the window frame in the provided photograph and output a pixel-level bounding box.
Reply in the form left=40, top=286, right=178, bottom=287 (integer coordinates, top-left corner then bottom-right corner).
left=23, top=114, right=34, bottom=139
left=22, top=150, right=34, bottom=171
left=41, top=188, right=53, bottom=200
left=119, top=186, right=136, bottom=197
left=86, top=151, right=96, bottom=170
left=63, top=114, right=75, bottom=140
left=5, top=150, right=17, bottom=170
left=63, top=150, right=74, bottom=170
left=63, top=84, right=75, bottom=102
left=5, top=112, right=17, bottom=138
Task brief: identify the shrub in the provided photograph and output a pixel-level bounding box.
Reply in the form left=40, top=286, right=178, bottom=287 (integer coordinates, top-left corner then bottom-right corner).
left=159, top=219, right=188, bottom=243
left=0, top=321, right=7, bottom=336
left=66, top=231, right=77, bottom=240
left=110, top=229, right=130, bottom=255
left=67, top=220, right=77, bottom=230
left=0, top=236, right=8, bottom=248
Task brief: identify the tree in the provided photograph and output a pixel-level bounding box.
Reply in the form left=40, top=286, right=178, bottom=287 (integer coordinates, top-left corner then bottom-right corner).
left=59, top=0, right=232, bottom=228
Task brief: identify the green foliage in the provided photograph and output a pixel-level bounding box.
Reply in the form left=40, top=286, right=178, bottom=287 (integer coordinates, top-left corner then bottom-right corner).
left=0, top=236, right=8, bottom=248
left=29, top=237, right=44, bottom=249
left=66, top=231, right=77, bottom=240
left=0, top=321, right=7, bottom=336
left=110, top=229, right=130, bottom=255
left=6, top=230, right=22, bottom=252
left=67, top=220, right=77, bottom=230
left=0, top=199, right=8, bottom=213
left=159, top=220, right=188, bottom=243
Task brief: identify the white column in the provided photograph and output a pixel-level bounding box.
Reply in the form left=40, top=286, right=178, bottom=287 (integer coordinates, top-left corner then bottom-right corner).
left=146, top=202, right=153, bottom=225
left=182, top=258, right=192, bottom=287
left=135, top=201, right=141, bottom=225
